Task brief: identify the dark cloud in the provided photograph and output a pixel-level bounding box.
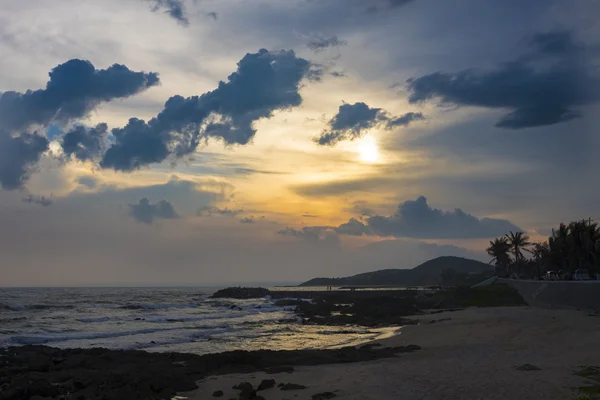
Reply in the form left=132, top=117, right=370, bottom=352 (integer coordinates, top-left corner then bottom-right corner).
left=330, top=72, right=347, bottom=79
left=306, top=35, right=347, bottom=53
left=0, top=59, right=157, bottom=189
left=61, top=123, right=109, bottom=162
left=22, top=195, right=52, bottom=207
left=330, top=71, right=347, bottom=78
left=101, top=49, right=316, bottom=171
left=148, top=0, right=189, bottom=25
left=0, top=133, right=49, bottom=190
left=329, top=196, right=522, bottom=239
left=387, top=112, right=426, bottom=127
left=406, top=30, right=600, bottom=129
left=0, top=59, right=159, bottom=134
left=129, top=198, right=179, bottom=224
left=239, top=217, right=256, bottom=224
left=315, top=102, right=424, bottom=145
left=197, top=206, right=243, bottom=217
left=334, top=218, right=371, bottom=236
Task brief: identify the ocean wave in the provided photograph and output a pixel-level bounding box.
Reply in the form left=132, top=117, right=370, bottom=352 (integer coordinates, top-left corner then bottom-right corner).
left=77, top=317, right=111, bottom=323
left=119, top=303, right=198, bottom=310
left=0, top=303, right=75, bottom=311
left=10, top=326, right=195, bottom=345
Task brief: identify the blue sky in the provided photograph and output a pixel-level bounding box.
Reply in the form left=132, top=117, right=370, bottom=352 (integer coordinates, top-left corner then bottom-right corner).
left=0, top=0, right=598, bottom=285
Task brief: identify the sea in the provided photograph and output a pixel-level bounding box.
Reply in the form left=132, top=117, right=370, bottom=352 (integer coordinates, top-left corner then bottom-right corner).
left=0, top=287, right=399, bottom=355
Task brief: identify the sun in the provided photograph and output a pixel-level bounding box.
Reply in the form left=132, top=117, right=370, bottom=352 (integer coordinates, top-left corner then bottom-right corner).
left=358, top=136, right=380, bottom=163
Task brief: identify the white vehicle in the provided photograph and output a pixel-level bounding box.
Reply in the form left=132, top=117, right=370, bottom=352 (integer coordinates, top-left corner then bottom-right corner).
left=573, top=269, right=590, bottom=281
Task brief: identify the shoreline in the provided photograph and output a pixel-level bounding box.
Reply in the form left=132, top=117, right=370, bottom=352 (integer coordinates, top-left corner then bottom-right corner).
left=0, top=339, right=420, bottom=400
left=184, top=306, right=600, bottom=400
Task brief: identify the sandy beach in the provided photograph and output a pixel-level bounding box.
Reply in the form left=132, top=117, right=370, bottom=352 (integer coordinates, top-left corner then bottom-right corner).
left=185, top=306, right=600, bottom=399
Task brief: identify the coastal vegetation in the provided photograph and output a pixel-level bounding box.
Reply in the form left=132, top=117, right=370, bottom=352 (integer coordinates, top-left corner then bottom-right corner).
left=487, top=219, right=600, bottom=279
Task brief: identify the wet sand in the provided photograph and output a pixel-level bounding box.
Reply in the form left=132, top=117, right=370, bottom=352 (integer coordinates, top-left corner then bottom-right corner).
left=185, top=306, right=600, bottom=399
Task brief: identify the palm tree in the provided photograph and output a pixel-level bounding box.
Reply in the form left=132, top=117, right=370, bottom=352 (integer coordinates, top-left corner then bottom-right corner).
left=529, top=241, right=550, bottom=278
left=487, top=237, right=512, bottom=276
left=505, top=231, right=530, bottom=276
left=505, top=231, right=531, bottom=263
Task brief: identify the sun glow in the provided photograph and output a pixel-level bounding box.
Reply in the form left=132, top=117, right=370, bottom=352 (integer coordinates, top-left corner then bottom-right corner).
left=358, top=136, right=380, bottom=163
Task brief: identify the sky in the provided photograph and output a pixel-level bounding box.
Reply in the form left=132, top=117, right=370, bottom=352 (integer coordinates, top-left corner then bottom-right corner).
left=0, top=0, right=599, bottom=286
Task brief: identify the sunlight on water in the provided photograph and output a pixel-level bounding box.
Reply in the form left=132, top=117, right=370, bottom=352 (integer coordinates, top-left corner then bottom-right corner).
left=0, top=287, right=402, bottom=355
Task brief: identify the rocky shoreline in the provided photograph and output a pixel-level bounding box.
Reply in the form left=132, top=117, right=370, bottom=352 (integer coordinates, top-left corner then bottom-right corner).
left=0, top=344, right=421, bottom=400
left=0, top=285, right=525, bottom=399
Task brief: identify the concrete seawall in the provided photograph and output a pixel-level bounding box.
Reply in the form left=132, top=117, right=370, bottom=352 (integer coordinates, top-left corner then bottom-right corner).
left=497, top=278, right=600, bottom=311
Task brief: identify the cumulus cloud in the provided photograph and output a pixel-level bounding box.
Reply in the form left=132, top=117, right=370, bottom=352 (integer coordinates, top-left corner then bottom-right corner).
left=0, top=59, right=159, bottom=134
left=197, top=206, right=243, bottom=217
left=299, top=196, right=521, bottom=239
left=101, top=49, right=318, bottom=171
left=148, top=0, right=189, bottom=25
left=22, top=195, right=53, bottom=207
left=306, top=35, right=347, bottom=53
left=406, top=30, right=600, bottom=129
left=129, top=198, right=179, bottom=224
left=0, top=59, right=158, bottom=189
left=61, top=123, right=109, bottom=162
left=0, top=133, right=49, bottom=189
left=315, top=102, right=424, bottom=145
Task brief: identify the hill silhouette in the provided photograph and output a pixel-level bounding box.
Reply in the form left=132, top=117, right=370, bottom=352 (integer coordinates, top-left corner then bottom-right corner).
left=300, top=256, right=492, bottom=287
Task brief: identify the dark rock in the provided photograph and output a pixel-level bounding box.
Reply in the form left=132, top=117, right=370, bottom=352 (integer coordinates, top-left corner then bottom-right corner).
left=212, top=389, right=224, bottom=397
left=257, top=379, right=276, bottom=391
left=274, top=299, right=308, bottom=307
left=211, top=287, right=270, bottom=299
left=28, top=378, right=60, bottom=397
left=278, top=383, right=284, bottom=387
left=516, top=364, right=541, bottom=371
left=233, top=382, right=253, bottom=391
left=280, top=383, right=307, bottom=391
left=239, top=387, right=257, bottom=399
left=0, top=341, right=420, bottom=400
left=313, top=392, right=337, bottom=399
left=159, top=387, right=177, bottom=398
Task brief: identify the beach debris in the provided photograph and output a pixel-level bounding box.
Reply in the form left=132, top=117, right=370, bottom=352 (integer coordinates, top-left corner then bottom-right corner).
left=312, top=392, right=337, bottom=399
left=257, top=379, right=276, bottom=391
left=212, top=389, right=224, bottom=397
left=280, top=383, right=307, bottom=390
left=515, top=364, right=542, bottom=371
